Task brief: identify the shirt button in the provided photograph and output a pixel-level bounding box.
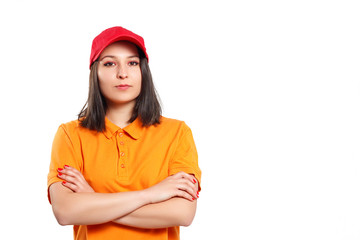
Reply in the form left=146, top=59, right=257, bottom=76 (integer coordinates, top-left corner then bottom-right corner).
left=120, top=152, right=125, bottom=157
left=118, top=132, right=124, bottom=137
left=119, top=141, right=124, bottom=145
left=121, top=164, right=125, bottom=168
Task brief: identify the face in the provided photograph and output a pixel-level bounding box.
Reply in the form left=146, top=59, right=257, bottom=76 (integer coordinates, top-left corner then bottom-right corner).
left=97, top=41, right=142, bottom=108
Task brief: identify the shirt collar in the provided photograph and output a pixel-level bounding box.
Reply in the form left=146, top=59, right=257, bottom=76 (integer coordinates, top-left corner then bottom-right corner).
left=103, top=117, right=143, bottom=140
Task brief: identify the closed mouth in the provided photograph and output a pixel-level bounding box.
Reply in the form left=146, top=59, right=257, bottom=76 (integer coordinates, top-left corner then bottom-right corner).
left=115, top=84, right=131, bottom=90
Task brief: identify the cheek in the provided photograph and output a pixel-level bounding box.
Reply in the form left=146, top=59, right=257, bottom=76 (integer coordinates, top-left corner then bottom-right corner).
left=97, top=78, right=107, bottom=93
left=97, top=70, right=112, bottom=83
left=97, top=72, right=115, bottom=91
left=131, top=70, right=142, bottom=90
left=136, top=77, right=142, bottom=93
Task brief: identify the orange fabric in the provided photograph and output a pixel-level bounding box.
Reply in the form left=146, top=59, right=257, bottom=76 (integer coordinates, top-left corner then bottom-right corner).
left=47, top=116, right=201, bottom=240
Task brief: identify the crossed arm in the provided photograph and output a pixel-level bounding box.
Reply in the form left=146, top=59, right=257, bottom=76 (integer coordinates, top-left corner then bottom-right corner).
left=49, top=166, right=199, bottom=228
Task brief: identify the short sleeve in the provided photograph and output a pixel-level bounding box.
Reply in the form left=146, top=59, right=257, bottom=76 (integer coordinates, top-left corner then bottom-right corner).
left=169, top=123, right=202, bottom=191
left=47, top=124, right=83, bottom=203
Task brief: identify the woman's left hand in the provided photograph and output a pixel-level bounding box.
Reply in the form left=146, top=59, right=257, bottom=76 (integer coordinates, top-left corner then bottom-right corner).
left=57, top=165, right=95, bottom=193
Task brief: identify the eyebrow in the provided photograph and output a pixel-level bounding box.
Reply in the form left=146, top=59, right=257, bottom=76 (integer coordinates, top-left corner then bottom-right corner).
left=100, top=55, right=140, bottom=61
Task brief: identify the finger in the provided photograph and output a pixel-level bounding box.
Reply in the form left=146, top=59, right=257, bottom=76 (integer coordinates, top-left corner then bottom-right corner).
left=171, top=176, right=197, bottom=195
left=176, top=189, right=196, bottom=202
left=176, top=180, right=198, bottom=199
left=59, top=167, right=94, bottom=193
left=58, top=172, right=78, bottom=185
left=189, top=174, right=200, bottom=195
left=58, top=167, right=77, bottom=181
left=60, top=167, right=84, bottom=182
left=62, top=165, right=82, bottom=177
left=61, top=181, right=78, bottom=192
left=182, top=173, right=197, bottom=185
left=181, top=172, right=198, bottom=185
left=173, top=171, right=197, bottom=184
left=64, top=165, right=79, bottom=173
left=172, top=171, right=189, bottom=178
left=178, top=177, right=198, bottom=193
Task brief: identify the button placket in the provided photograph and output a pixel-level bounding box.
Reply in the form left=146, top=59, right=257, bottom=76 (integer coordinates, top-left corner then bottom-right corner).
left=117, top=130, right=128, bottom=180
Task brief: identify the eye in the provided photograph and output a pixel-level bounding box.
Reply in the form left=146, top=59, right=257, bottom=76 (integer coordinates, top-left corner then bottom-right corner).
left=104, top=62, right=116, bottom=67
left=129, top=61, right=139, bottom=66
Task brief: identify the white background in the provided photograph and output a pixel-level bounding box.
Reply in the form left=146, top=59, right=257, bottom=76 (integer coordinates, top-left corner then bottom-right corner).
left=1, top=0, right=360, bottom=239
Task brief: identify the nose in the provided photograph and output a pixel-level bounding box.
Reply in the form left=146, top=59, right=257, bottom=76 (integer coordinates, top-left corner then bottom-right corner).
left=117, top=64, right=128, bottom=79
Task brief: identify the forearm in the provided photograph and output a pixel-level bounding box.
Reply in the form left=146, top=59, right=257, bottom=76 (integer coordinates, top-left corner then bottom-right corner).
left=49, top=182, right=150, bottom=226
left=113, top=197, right=197, bottom=229
left=51, top=168, right=199, bottom=227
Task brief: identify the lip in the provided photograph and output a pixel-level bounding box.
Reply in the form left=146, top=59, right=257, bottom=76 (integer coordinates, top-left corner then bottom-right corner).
left=115, top=84, right=131, bottom=90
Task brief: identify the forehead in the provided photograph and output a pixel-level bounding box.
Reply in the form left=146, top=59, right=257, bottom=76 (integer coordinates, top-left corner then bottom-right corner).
left=100, top=41, right=139, bottom=58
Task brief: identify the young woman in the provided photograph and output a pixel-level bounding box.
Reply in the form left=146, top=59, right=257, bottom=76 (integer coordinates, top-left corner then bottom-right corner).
left=47, top=26, right=201, bottom=240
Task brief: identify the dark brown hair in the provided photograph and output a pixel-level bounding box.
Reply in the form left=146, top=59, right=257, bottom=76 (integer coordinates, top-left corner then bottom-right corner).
left=78, top=47, right=161, bottom=132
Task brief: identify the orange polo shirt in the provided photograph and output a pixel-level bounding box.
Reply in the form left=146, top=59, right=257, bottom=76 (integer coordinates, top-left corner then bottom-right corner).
left=47, top=116, right=201, bottom=240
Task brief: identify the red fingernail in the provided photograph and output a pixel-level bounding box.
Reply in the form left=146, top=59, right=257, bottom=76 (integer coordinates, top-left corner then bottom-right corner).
left=193, top=179, right=196, bottom=183
left=192, top=198, right=195, bottom=200
left=58, top=173, right=62, bottom=176
left=62, top=181, right=66, bottom=184
left=64, top=165, right=69, bottom=168
left=58, top=168, right=63, bottom=171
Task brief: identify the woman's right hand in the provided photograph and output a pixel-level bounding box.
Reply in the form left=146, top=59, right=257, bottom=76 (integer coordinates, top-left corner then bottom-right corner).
left=143, top=171, right=199, bottom=204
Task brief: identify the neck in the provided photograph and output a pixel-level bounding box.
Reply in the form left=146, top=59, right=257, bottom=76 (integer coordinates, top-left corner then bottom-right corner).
left=106, top=101, right=136, bottom=128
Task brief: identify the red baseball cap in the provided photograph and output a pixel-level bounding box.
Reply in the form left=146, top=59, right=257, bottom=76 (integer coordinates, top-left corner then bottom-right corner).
left=89, top=26, right=148, bottom=69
